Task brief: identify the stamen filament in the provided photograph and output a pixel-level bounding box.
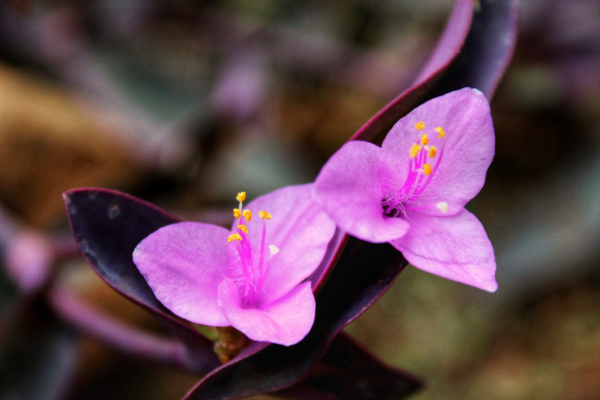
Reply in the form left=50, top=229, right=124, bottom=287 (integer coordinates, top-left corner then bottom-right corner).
left=257, top=217, right=268, bottom=295
left=226, top=192, right=277, bottom=307
left=383, top=124, right=447, bottom=217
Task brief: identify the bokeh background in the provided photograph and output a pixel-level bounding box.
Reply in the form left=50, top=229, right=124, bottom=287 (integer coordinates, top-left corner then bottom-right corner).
left=1, top=1, right=600, bottom=399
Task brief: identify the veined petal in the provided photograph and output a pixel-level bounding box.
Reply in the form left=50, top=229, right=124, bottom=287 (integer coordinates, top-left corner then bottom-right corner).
left=218, top=280, right=315, bottom=346
left=379, top=88, right=495, bottom=215
left=390, top=209, right=497, bottom=292
left=314, top=141, right=410, bottom=243
left=133, top=222, right=231, bottom=326
left=240, top=184, right=336, bottom=304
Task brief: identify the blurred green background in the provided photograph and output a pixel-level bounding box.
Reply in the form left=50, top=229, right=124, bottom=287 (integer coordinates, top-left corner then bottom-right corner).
left=1, top=1, right=599, bottom=399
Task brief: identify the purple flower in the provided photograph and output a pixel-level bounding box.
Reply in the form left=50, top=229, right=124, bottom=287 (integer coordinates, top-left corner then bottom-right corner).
left=314, top=88, right=497, bottom=291
left=133, top=184, right=336, bottom=346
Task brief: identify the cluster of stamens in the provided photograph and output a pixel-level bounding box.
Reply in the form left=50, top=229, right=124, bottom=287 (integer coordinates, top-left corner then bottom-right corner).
left=227, top=192, right=277, bottom=306
left=382, top=121, right=449, bottom=217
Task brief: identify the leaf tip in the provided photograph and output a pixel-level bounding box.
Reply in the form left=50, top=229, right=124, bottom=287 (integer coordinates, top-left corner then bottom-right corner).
left=62, top=191, right=72, bottom=204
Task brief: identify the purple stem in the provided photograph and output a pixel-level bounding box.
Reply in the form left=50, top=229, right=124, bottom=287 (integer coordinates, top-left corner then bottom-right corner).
left=48, top=285, right=203, bottom=373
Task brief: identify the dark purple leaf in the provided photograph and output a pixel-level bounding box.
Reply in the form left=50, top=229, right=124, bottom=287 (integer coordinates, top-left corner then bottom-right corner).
left=278, top=332, right=421, bottom=400
left=309, top=229, right=347, bottom=294
left=63, top=189, right=220, bottom=374
left=428, top=0, right=520, bottom=99
left=183, top=239, right=409, bottom=399
left=411, top=0, right=475, bottom=87
left=272, top=383, right=337, bottom=400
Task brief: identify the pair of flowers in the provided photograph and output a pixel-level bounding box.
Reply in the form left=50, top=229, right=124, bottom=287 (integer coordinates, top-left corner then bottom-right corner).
left=133, top=88, right=497, bottom=346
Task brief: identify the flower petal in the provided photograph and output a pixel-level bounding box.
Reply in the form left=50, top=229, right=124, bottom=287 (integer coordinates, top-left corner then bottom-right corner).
left=379, top=88, right=495, bottom=215
left=314, top=140, right=410, bottom=243
left=390, top=209, right=497, bottom=292
left=239, top=184, right=336, bottom=304
left=133, top=222, right=231, bottom=326
left=218, top=280, right=316, bottom=346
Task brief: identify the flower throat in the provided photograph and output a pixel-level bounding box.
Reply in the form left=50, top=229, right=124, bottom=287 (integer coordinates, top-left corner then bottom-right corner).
left=382, top=121, right=449, bottom=218
left=227, top=192, right=278, bottom=307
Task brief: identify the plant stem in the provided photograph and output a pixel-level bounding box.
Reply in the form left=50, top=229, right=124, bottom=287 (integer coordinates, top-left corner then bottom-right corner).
left=48, top=285, right=201, bottom=373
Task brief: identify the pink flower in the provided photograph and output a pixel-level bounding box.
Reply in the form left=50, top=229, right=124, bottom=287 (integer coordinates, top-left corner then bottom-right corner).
left=133, top=185, right=336, bottom=346
left=314, top=88, right=497, bottom=291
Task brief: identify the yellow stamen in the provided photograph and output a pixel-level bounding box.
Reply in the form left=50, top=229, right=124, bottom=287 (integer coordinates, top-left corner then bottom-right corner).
left=242, top=210, right=252, bottom=222
left=227, top=233, right=242, bottom=242
left=259, top=211, right=272, bottom=220
left=423, top=163, right=433, bottom=175
left=236, top=192, right=246, bottom=203
left=435, top=126, right=445, bottom=138
left=420, top=134, right=429, bottom=146
left=415, top=121, right=425, bottom=130
left=410, top=143, right=422, bottom=158
left=428, top=146, right=437, bottom=158
left=237, top=225, right=248, bottom=234
left=233, top=208, right=242, bottom=219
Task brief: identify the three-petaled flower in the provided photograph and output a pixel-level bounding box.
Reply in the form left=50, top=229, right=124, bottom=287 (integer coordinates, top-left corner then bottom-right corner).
left=133, top=184, right=336, bottom=346
left=314, top=88, right=497, bottom=291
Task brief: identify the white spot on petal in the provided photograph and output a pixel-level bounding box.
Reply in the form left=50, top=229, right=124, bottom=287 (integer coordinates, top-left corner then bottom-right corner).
left=269, top=245, right=279, bottom=255
left=436, top=202, right=449, bottom=213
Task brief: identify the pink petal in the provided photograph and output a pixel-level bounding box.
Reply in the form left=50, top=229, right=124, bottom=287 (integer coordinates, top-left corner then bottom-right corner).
left=133, top=222, right=231, bottom=326
left=379, top=88, right=495, bottom=216
left=218, top=280, right=316, bottom=346
left=390, top=210, right=497, bottom=292
left=239, top=184, right=336, bottom=304
left=314, top=141, right=410, bottom=243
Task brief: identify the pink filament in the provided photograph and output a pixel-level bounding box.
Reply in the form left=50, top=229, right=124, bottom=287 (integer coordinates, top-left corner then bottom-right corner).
left=383, top=135, right=445, bottom=217
left=232, top=218, right=270, bottom=307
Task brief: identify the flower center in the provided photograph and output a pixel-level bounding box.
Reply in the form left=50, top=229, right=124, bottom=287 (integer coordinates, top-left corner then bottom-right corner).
left=227, top=192, right=277, bottom=307
left=382, top=122, right=448, bottom=218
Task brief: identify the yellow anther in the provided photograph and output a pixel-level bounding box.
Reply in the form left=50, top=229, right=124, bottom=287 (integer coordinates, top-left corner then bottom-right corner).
left=428, top=146, right=437, bottom=158
left=233, top=208, right=242, bottom=219
left=435, top=126, right=445, bottom=138
left=259, top=211, right=272, bottom=220
left=236, top=192, right=246, bottom=203
left=415, top=121, right=425, bottom=130
left=243, top=210, right=252, bottom=222
left=237, top=225, right=248, bottom=234
left=420, top=134, right=429, bottom=146
left=410, top=143, right=422, bottom=158
left=227, top=233, right=242, bottom=242
left=423, top=163, right=433, bottom=176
